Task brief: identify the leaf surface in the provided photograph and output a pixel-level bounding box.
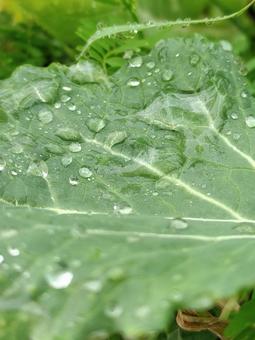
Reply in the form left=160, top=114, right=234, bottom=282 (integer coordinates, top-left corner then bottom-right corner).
left=1, top=35, right=255, bottom=339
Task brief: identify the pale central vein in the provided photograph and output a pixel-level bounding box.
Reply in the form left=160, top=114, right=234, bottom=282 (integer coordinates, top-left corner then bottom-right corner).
left=81, top=135, right=244, bottom=220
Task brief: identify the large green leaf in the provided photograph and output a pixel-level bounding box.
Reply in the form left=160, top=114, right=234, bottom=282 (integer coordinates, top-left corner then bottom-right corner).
left=1, top=35, right=255, bottom=339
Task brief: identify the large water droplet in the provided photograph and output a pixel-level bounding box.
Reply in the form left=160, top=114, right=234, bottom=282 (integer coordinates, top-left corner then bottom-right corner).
left=69, top=143, right=81, bottom=153
left=69, top=176, right=79, bottom=186
left=106, top=131, right=127, bottom=147
left=46, top=271, right=73, bottom=289
left=38, top=109, right=53, bottom=124
left=245, top=116, right=255, bottom=128
left=79, top=167, right=92, bottom=178
left=162, top=70, right=173, bottom=81
left=84, top=280, right=103, bottom=293
left=0, top=158, right=6, bottom=172
left=190, top=54, right=200, bottom=66
left=27, top=161, right=48, bottom=179
left=61, top=155, right=73, bottom=167
left=56, top=128, right=81, bottom=142
left=8, top=247, right=20, bottom=257
left=86, top=118, right=106, bottom=133
left=129, top=56, right=143, bottom=68
left=171, top=218, right=188, bottom=230
left=127, top=78, right=140, bottom=87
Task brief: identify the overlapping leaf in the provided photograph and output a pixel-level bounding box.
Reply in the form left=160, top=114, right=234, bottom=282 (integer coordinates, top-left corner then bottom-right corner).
left=1, top=35, right=255, bottom=339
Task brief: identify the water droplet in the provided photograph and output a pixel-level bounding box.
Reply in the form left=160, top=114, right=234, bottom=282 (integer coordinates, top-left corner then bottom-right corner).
left=162, top=70, right=173, bottom=81
left=230, top=113, right=238, bottom=120
left=190, top=54, right=200, bottom=66
left=27, top=161, right=48, bottom=179
left=54, top=102, right=61, bottom=109
left=0, top=158, right=6, bottom=172
left=117, top=207, right=133, bottom=215
left=46, top=271, right=73, bottom=289
left=86, top=118, right=106, bottom=133
left=84, top=280, right=102, bottom=293
left=104, top=304, right=123, bottom=318
left=241, top=91, right=248, bottom=98
left=146, top=61, right=155, bottom=69
left=135, top=305, right=150, bottom=319
left=245, top=116, right=255, bottom=128
left=38, top=109, right=53, bottom=124
left=108, top=267, right=125, bottom=281
left=11, top=170, right=18, bottom=176
left=127, top=78, right=140, bottom=87
left=67, top=103, right=76, bottom=111
left=129, top=56, right=143, bottom=68
left=171, top=218, right=188, bottom=230
left=69, top=176, right=79, bottom=186
left=123, top=50, right=133, bottom=60
left=233, top=133, right=240, bottom=141
left=0, top=255, right=4, bottom=264
left=106, top=131, right=127, bottom=147
left=69, top=143, right=81, bottom=153
left=62, top=86, right=72, bottom=92
left=56, top=128, right=81, bottom=141
left=220, top=40, right=232, bottom=51
left=11, top=144, right=23, bottom=154
left=79, top=167, right=92, bottom=178
left=61, top=155, right=73, bottom=167
left=8, top=247, right=20, bottom=257
left=61, top=95, right=71, bottom=103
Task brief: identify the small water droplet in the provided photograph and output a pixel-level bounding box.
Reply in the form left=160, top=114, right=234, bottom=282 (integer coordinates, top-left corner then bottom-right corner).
left=69, top=176, right=79, bottom=186
left=220, top=40, right=232, bottom=51
left=84, top=280, right=102, bottom=293
left=123, top=50, right=133, bottom=60
left=117, top=207, right=133, bottom=215
left=0, top=255, right=4, bottom=264
left=162, top=70, right=173, bottom=81
left=8, top=247, right=20, bottom=257
left=241, top=91, right=248, bottom=98
left=146, top=61, right=155, bottom=69
left=86, top=118, right=106, bottom=133
left=61, top=155, right=73, bottom=167
left=104, top=304, right=123, bottom=318
left=46, top=271, right=73, bottom=289
left=62, top=86, right=72, bottom=92
left=171, top=218, right=188, bottom=230
left=230, top=113, right=238, bottom=120
left=11, top=170, right=18, bottom=176
left=61, top=95, right=71, bottom=103
left=0, top=158, right=6, bottom=172
left=135, top=305, right=150, bottom=319
left=127, top=78, right=140, bottom=87
left=245, top=116, right=255, bottom=128
left=233, top=133, right=240, bottom=141
left=54, top=102, right=61, bottom=109
left=190, top=54, right=200, bottom=66
left=69, top=143, right=81, bottom=153
left=38, top=109, right=53, bottom=124
left=67, top=103, right=76, bottom=111
left=56, top=128, right=81, bottom=141
left=79, top=167, right=92, bottom=178
left=129, top=56, right=143, bottom=68
left=27, top=161, right=48, bottom=179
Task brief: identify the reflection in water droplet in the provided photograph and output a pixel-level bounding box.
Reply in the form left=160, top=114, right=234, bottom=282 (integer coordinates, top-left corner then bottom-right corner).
left=79, top=167, right=92, bottom=178
left=0, top=158, right=6, bottom=172
left=245, top=116, right=255, bottom=128
left=61, top=155, right=73, bottom=167
left=86, top=118, right=106, bottom=133
left=69, top=143, right=81, bottom=153
left=171, top=218, right=188, bottom=230
left=230, top=113, right=238, bottom=120
left=38, top=109, right=53, bottom=124
left=27, top=161, right=48, bottom=179
left=69, top=176, right=79, bottom=186
left=104, top=304, right=123, bottom=318
left=46, top=271, right=73, bottom=289
left=84, top=280, right=102, bottom=293
left=146, top=61, right=155, bottom=69
left=127, top=78, right=140, bottom=87
left=129, top=56, right=143, bottom=68
left=162, top=70, right=173, bottom=81
left=0, top=255, right=4, bottom=264
left=190, top=54, right=200, bottom=66
left=8, top=247, right=20, bottom=257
